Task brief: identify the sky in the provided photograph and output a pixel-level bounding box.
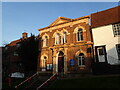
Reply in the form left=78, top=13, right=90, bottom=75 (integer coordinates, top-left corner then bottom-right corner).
left=1, top=2, right=119, bottom=46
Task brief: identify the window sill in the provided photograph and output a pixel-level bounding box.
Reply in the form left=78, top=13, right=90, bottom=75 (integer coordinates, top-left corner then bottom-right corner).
left=114, top=35, right=120, bottom=37
left=78, top=65, right=86, bottom=67
left=78, top=66, right=86, bottom=70
left=42, top=46, right=48, bottom=48
left=77, top=40, right=84, bottom=42
left=54, top=43, right=67, bottom=46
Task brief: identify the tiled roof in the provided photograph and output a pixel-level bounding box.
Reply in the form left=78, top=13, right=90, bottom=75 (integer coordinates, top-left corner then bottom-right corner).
left=91, top=6, right=120, bottom=28
left=7, top=39, right=21, bottom=46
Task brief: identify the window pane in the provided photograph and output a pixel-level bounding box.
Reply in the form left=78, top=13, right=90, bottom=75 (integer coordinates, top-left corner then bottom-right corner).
left=113, top=23, right=120, bottom=36
left=98, top=48, right=104, bottom=55
left=43, top=36, right=48, bottom=47
left=77, top=32, right=80, bottom=41
left=80, top=32, right=83, bottom=40
left=56, top=33, right=60, bottom=44
left=82, top=57, right=85, bottom=65
left=77, top=29, right=83, bottom=41
left=63, top=32, right=67, bottom=43
left=116, top=44, right=120, bottom=60
left=78, top=53, right=85, bottom=66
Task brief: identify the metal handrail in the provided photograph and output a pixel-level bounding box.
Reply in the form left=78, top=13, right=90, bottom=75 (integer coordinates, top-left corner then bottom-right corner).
left=36, top=72, right=58, bottom=90
left=15, top=72, right=39, bottom=88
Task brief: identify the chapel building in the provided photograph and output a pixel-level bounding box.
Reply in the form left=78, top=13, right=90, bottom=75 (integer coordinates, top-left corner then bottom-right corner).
left=38, top=15, right=93, bottom=74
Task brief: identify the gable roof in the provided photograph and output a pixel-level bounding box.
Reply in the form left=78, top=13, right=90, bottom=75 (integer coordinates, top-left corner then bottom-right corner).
left=7, top=39, right=21, bottom=46
left=91, top=6, right=120, bottom=28
left=49, top=16, right=72, bottom=26
left=38, top=15, right=90, bottom=31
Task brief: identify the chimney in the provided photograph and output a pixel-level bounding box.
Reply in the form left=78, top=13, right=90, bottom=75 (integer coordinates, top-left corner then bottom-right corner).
left=22, top=32, right=28, bottom=39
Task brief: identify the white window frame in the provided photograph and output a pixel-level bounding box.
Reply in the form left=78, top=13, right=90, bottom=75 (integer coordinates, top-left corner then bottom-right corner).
left=116, top=44, right=120, bottom=60
left=43, top=36, right=48, bottom=47
left=78, top=53, right=85, bottom=66
left=62, top=32, right=67, bottom=44
left=112, top=23, right=120, bottom=37
left=55, top=33, right=60, bottom=45
left=77, top=29, right=83, bottom=41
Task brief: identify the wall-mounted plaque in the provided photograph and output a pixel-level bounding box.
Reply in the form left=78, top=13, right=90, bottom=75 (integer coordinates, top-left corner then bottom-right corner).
left=70, top=59, right=75, bottom=66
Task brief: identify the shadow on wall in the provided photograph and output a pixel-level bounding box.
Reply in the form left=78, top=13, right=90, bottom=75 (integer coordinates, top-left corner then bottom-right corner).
left=92, top=47, right=120, bottom=75
left=107, top=47, right=120, bottom=65
left=39, top=55, right=93, bottom=74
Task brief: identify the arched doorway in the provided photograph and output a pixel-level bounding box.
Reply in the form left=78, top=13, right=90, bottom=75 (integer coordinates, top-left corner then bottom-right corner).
left=58, top=51, right=64, bottom=73
left=42, top=56, right=47, bottom=71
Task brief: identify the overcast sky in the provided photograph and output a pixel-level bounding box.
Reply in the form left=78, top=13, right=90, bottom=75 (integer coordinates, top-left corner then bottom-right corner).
left=1, top=2, right=119, bottom=46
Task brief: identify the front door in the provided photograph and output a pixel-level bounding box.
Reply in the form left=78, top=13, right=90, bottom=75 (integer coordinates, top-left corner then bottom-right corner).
left=97, top=46, right=106, bottom=62
left=58, top=56, right=64, bottom=72
left=58, top=51, right=64, bottom=73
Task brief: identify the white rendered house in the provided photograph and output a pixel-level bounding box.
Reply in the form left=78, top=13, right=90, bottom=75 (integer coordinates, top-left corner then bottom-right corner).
left=91, top=6, right=120, bottom=65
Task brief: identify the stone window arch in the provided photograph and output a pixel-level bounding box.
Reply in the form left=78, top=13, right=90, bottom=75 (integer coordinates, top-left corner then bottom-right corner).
left=42, top=33, right=49, bottom=47
left=73, top=26, right=85, bottom=42
left=75, top=50, right=87, bottom=66
left=53, top=31, right=61, bottom=45
left=43, top=36, right=48, bottom=47
left=61, top=28, right=70, bottom=44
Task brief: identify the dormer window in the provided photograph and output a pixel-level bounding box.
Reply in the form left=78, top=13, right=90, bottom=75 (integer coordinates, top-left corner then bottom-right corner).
left=77, top=28, right=83, bottom=41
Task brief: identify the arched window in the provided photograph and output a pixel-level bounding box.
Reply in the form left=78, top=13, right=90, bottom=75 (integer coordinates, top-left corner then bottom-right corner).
left=43, top=36, right=48, bottom=47
left=78, top=53, right=85, bottom=66
left=62, top=32, right=67, bottom=44
left=55, top=33, right=60, bottom=44
left=42, top=56, right=47, bottom=71
left=77, top=28, right=83, bottom=41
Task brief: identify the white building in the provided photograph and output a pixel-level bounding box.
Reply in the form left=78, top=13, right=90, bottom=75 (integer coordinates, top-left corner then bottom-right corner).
left=91, top=6, right=120, bottom=65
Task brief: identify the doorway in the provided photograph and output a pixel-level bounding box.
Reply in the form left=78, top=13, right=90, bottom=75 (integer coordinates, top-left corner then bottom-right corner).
left=58, top=51, right=64, bottom=73
left=42, top=56, right=47, bottom=71
left=95, top=46, right=107, bottom=63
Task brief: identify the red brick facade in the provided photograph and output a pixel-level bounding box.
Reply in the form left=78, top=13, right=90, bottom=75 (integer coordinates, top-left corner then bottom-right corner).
left=38, top=16, right=93, bottom=74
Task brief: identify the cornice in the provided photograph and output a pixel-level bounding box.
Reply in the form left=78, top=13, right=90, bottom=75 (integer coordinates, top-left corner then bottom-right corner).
left=38, top=15, right=90, bottom=32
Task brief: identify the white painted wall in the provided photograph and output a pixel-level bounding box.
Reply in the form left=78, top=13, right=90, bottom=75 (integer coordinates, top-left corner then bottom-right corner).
left=92, top=24, right=120, bottom=65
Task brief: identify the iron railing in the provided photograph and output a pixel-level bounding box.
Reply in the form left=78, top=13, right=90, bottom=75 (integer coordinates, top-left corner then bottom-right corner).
left=15, top=72, right=39, bottom=89
left=36, top=72, right=58, bottom=90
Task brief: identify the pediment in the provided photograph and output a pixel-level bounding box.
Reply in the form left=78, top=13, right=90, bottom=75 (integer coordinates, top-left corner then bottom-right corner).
left=49, top=16, right=71, bottom=26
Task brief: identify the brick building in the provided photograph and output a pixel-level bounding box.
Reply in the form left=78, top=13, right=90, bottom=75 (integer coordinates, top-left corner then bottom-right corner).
left=38, top=16, right=93, bottom=74
left=2, top=32, right=28, bottom=78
